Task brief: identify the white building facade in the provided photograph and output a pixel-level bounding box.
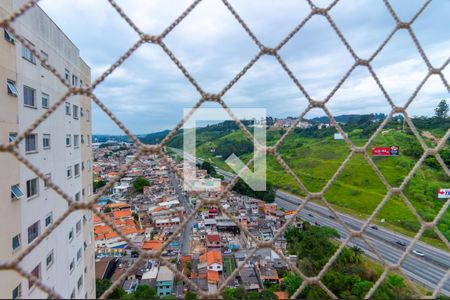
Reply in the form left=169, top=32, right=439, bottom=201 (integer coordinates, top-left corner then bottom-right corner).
left=0, top=1, right=95, bottom=298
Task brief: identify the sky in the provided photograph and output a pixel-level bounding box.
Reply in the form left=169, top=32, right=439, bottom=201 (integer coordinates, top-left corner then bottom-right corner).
left=37, top=0, right=450, bottom=135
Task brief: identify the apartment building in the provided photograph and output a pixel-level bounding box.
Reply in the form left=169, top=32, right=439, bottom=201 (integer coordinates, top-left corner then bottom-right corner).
left=0, top=1, right=95, bottom=298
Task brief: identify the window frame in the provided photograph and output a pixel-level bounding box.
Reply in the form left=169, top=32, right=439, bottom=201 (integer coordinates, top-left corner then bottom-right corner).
left=45, top=212, right=53, bottom=227
left=43, top=134, right=51, bottom=150
left=41, top=92, right=49, bottom=109
left=11, top=184, right=24, bottom=200
left=26, top=177, right=39, bottom=199
left=25, top=133, right=38, bottom=153
left=44, top=173, right=51, bottom=189
left=29, top=264, right=41, bottom=290
left=12, top=233, right=21, bottom=252
left=67, top=166, right=72, bottom=179
left=73, top=104, right=79, bottom=119
left=66, top=134, right=71, bottom=147
left=46, top=249, right=54, bottom=269
left=7, top=79, right=18, bottom=96
left=4, top=28, right=15, bottom=44
left=21, top=42, right=36, bottom=64
left=27, top=221, right=40, bottom=244
left=23, top=85, right=36, bottom=108
left=12, top=283, right=21, bottom=300
left=65, top=102, right=71, bottom=115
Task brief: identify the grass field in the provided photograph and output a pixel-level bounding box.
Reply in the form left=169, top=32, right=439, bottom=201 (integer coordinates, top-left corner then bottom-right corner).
left=194, top=127, right=450, bottom=246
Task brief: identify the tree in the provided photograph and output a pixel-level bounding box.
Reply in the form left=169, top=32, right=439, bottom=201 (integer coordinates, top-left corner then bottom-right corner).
left=259, top=290, right=277, bottom=300
left=96, top=279, right=125, bottom=299
left=222, top=287, right=236, bottom=300
left=283, top=272, right=302, bottom=296
left=435, top=99, right=449, bottom=119
left=185, top=291, right=197, bottom=300
left=94, top=180, right=107, bottom=192
left=132, top=285, right=157, bottom=299
left=235, top=285, right=247, bottom=300
left=133, top=176, right=150, bottom=193
left=103, top=207, right=112, bottom=213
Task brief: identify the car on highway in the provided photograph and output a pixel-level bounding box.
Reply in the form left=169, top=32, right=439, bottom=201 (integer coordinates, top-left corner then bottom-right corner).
left=308, top=213, right=314, bottom=217
left=328, top=215, right=336, bottom=219
left=412, top=249, right=425, bottom=257
left=370, top=225, right=378, bottom=230
left=396, top=240, right=407, bottom=247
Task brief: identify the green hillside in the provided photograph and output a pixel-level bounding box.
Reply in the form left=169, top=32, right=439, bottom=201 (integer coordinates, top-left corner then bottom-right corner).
left=165, top=116, right=450, bottom=245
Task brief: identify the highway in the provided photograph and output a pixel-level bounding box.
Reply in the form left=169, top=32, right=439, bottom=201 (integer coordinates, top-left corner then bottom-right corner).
left=276, top=193, right=450, bottom=295
left=169, top=147, right=450, bottom=295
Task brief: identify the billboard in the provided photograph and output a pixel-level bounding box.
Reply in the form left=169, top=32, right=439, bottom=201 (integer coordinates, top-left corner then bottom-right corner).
left=372, top=146, right=399, bottom=156
left=438, top=188, right=450, bottom=199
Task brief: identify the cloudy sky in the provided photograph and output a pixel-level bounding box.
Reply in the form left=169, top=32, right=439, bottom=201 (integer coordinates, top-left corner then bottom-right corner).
left=38, top=0, right=449, bottom=135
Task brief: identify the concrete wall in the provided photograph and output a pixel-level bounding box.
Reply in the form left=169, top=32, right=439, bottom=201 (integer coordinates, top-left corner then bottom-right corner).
left=0, top=1, right=95, bottom=298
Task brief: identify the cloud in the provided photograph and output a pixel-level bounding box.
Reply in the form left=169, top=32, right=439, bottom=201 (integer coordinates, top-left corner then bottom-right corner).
left=37, top=0, right=449, bottom=134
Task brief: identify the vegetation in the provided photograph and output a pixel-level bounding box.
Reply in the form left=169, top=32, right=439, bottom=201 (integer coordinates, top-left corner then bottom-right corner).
left=120, top=285, right=157, bottom=300
left=232, top=178, right=276, bottom=203
left=133, top=176, right=150, bottom=193
left=96, top=279, right=125, bottom=299
left=222, top=285, right=276, bottom=299
left=160, top=109, right=449, bottom=243
left=197, top=161, right=223, bottom=179
left=281, top=225, right=418, bottom=299
left=93, top=180, right=107, bottom=192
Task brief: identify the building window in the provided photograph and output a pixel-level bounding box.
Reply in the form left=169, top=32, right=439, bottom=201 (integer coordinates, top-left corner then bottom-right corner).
left=26, top=178, right=39, bottom=198
left=44, top=173, right=51, bottom=189
left=27, top=221, right=40, bottom=244
left=65, top=102, right=71, bottom=115
left=12, top=284, right=21, bottom=300
left=40, top=50, right=48, bottom=67
left=45, top=212, right=53, bottom=227
left=23, top=85, right=36, bottom=107
left=43, top=134, right=50, bottom=149
left=81, top=162, right=85, bottom=171
left=66, top=134, right=71, bottom=147
left=67, top=166, right=72, bottom=178
left=87, top=135, right=90, bottom=146
left=65, top=69, right=70, bottom=82
left=46, top=250, right=54, bottom=269
left=12, top=234, right=21, bottom=251
left=22, top=43, right=36, bottom=64
left=77, top=275, right=83, bottom=290
left=80, top=107, right=84, bottom=118
left=73, top=105, right=79, bottom=119
left=76, top=221, right=82, bottom=235
left=69, top=259, right=75, bottom=273
left=28, top=264, right=41, bottom=290
left=74, top=192, right=81, bottom=202
left=9, top=132, right=17, bottom=143
left=72, top=75, right=78, bottom=87
left=74, top=163, right=80, bottom=177
left=77, top=247, right=82, bottom=262
left=81, top=135, right=84, bottom=144
left=82, top=188, right=85, bottom=197
left=7, top=79, right=18, bottom=96
left=41, top=93, right=49, bottom=108
left=73, top=135, right=79, bottom=148
left=11, top=184, right=24, bottom=200
left=4, top=28, right=15, bottom=44
left=86, top=109, right=90, bottom=122
left=80, top=80, right=83, bottom=88
left=69, top=229, right=74, bottom=242
left=25, top=134, right=37, bottom=153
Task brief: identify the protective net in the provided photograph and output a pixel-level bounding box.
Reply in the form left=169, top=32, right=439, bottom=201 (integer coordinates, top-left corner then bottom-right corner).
left=0, top=0, right=449, bottom=299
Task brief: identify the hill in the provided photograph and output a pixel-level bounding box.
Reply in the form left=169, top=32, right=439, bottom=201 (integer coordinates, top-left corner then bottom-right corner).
left=164, top=116, right=450, bottom=245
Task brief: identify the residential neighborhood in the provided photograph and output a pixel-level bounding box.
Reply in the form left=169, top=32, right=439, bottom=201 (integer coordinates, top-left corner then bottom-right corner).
left=92, top=141, right=297, bottom=298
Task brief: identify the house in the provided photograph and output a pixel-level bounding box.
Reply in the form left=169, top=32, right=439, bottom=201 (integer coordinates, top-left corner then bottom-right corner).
left=142, top=240, right=163, bottom=251
left=122, top=279, right=139, bottom=294
left=206, top=234, right=221, bottom=248
left=239, top=267, right=261, bottom=291
left=199, top=250, right=223, bottom=272
left=156, top=266, right=174, bottom=297
left=257, top=265, right=279, bottom=284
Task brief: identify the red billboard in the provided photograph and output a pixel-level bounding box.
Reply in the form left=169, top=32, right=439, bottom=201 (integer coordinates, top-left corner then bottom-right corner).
left=372, top=146, right=399, bottom=156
